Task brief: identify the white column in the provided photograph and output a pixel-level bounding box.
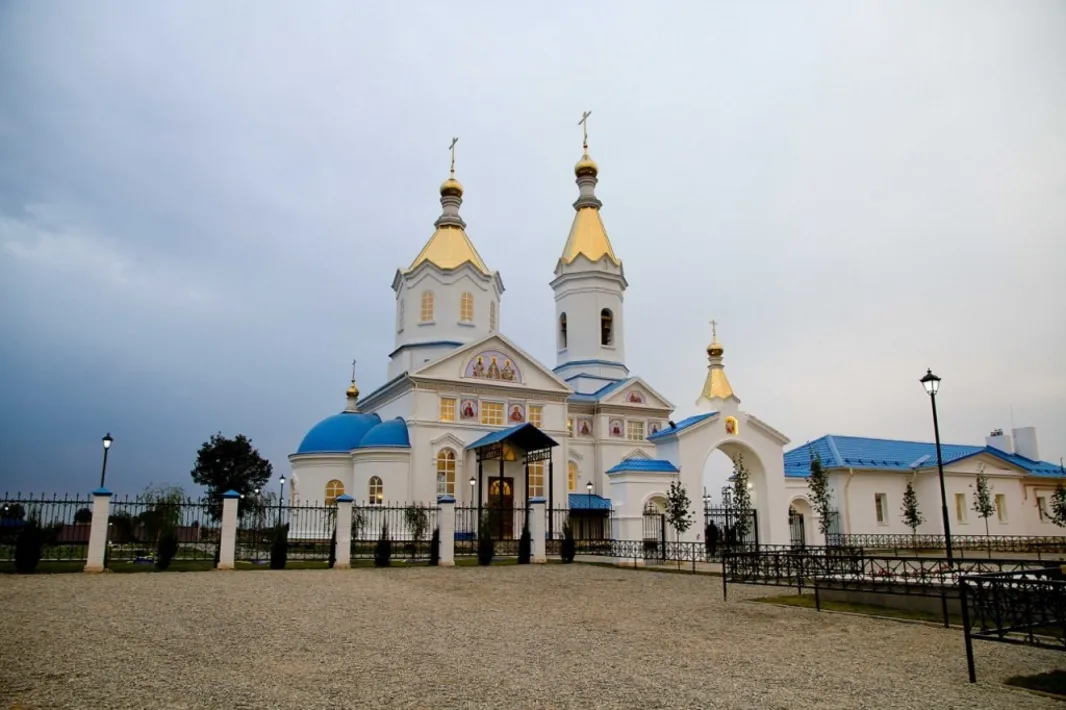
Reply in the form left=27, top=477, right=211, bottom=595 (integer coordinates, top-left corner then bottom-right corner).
left=530, top=497, right=547, bottom=563
left=217, top=490, right=239, bottom=570
left=438, top=495, right=455, bottom=566
left=334, top=495, right=353, bottom=569
left=84, top=488, right=112, bottom=573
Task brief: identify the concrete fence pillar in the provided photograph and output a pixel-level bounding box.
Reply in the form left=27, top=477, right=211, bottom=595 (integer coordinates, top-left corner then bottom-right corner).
left=84, top=487, right=113, bottom=573
left=530, top=497, right=547, bottom=563
left=217, top=490, right=240, bottom=570
left=334, top=495, right=353, bottom=569
left=437, top=496, right=455, bottom=567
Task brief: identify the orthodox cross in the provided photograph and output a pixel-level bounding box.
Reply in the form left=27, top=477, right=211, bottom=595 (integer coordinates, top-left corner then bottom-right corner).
left=578, top=110, right=591, bottom=151
left=448, top=137, right=459, bottom=176
left=350, top=358, right=357, bottom=382
left=710, top=319, right=718, bottom=341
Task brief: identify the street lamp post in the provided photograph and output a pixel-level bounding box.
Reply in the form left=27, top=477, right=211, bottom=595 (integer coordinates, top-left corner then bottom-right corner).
left=921, top=368, right=953, bottom=564
left=586, top=481, right=594, bottom=541
left=99, top=433, right=113, bottom=488
left=278, top=475, right=286, bottom=527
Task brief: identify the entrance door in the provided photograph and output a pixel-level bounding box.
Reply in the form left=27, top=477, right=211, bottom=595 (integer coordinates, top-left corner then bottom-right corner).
left=488, top=478, right=514, bottom=539
left=789, top=508, right=805, bottom=547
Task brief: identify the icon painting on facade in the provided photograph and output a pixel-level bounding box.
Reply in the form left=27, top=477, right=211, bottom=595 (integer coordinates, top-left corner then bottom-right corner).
left=465, top=350, right=521, bottom=382
left=649, top=421, right=662, bottom=436
left=460, top=399, right=478, bottom=419
left=610, top=419, right=623, bottom=437
left=725, top=416, right=738, bottom=435
left=626, top=390, right=645, bottom=404
left=508, top=403, right=526, bottom=423
left=577, top=418, right=593, bottom=437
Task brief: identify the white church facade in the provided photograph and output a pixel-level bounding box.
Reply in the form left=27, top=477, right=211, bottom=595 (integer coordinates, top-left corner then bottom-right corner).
left=288, top=136, right=1065, bottom=547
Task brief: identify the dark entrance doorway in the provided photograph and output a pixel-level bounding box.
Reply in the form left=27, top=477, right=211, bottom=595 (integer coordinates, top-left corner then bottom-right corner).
left=789, top=506, right=805, bottom=547
left=488, top=478, right=515, bottom=539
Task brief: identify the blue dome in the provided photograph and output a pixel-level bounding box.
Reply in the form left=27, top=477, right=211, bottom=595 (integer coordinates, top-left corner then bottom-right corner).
left=297, top=412, right=381, bottom=454
left=359, top=417, right=411, bottom=448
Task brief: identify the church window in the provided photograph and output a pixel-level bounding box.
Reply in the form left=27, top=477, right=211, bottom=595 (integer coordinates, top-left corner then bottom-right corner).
left=875, top=493, right=888, bottom=524
left=625, top=421, right=645, bottom=441
left=529, top=405, right=543, bottom=428
left=460, top=292, right=474, bottom=322
left=440, top=397, right=456, bottom=422
left=528, top=460, right=545, bottom=498
left=995, top=494, right=1007, bottom=523
left=398, top=299, right=405, bottom=332
left=559, top=313, right=567, bottom=349
left=567, top=418, right=573, bottom=436
left=1038, top=496, right=1049, bottom=522
left=481, top=402, right=504, bottom=426
left=369, top=476, right=383, bottom=505
left=325, top=479, right=345, bottom=506
left=489, top=301, right=497, bottom=331
left=567, top=461, right=578, bottom=492
left=436, top=449, right=456, bottom=497
left=420, top=291, right=435, bottom=322
left=600, top=309, right=613, bottom=346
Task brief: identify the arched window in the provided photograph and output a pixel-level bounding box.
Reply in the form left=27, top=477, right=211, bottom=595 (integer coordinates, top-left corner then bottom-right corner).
left=368, top=476, right=383, bottom=505
left=568, top=461, right=578, bottom=492
left=600, top=309, right=613, bottom=346
left=528, top=460, right=545, bottom=498
left=325, top=479, right=345, bottom=506
left=398, top=299, right=405, bottom=332
left=559, top=313, right=567, bottom=349
left=436, top=449, right=456, bottom=497
left=489, top=301, right=497, bottom=332
left=459, top=292, right=474, bottom=322
left=420, top=291, right=434, bottom=322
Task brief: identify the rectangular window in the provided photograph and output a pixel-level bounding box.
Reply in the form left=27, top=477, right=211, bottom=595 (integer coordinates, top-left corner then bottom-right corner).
left=528, top=405, right=543, bottom=428
left=481, top=402, right=504, bottom=426
left=528, top=460, right=545, bottom=498
left=1039, top=496, right=1049, bottom=522
left=567, top=418, right=573, bottom=436
left=955, top=493, right=967, bottom=523
left=439, top=397, right=456, bottom=422
left=874, top=493, right=887, bottom=524
left=995, top=494, right=1007, bottom=523
left=625, top=421, right=646, bottom=441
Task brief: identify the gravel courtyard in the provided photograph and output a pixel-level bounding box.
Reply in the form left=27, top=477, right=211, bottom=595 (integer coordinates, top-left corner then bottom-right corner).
left=1, top=564, right=1061, bottom=709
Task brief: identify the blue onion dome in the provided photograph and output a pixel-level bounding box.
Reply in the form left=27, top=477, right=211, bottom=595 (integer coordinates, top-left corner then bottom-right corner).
left=359, top=417, right=411, bottom=448
left=297, top=412, right=381, bottom=454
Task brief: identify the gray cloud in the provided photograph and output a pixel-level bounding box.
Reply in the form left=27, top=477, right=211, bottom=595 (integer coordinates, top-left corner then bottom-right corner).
left=2, top=1, right=1064, bottom=494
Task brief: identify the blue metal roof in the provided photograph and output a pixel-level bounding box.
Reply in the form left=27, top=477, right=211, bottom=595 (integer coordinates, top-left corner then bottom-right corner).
left=567, top=378, right=630, bottom=403
left=569, top=493, right=612, bottom=511
left=359, top=418, right=411, bottom=448
left=465, top=423, right=559, bottom=451
left=297, top=412, right=381, bottom=454
left=646, top=412, right=717, bottom=441
left=784, top=435, right=1066, bottom=478
left=606, top=458, right=680, bottom=474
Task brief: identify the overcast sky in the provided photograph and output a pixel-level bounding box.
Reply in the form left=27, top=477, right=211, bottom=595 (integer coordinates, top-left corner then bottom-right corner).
left=1, top=1, right=1063, bottom=496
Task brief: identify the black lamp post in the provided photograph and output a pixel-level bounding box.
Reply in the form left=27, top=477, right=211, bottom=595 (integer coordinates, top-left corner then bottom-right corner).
left=278, top=475, right=286, bottom=526
left=921, top=368, right=953, bottom=564
left=99, top=433, right=113, bottom=488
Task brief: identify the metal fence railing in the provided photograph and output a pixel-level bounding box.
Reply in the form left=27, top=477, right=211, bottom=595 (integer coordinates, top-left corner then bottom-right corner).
left=0, top=493, right=95, bottom=565
left=108, top=496, right=219, bottom=565
left=827, top=533, right=1066, bottom=559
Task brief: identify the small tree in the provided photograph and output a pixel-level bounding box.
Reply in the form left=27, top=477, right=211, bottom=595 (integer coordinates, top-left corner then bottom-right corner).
left=1050, top=483, right=1066, bottom=528
left=270, top=523, right=289, bottom=570
left=74, top=507, right=93, bottom=524
left=429, top=526, right=440, bottom=566
left=404, top=505, right=429, bottom=559
left=560, top=522, right=576, bottom=563
left=477, top=515, right=494, bottom=566
left=665, top=480, right=694, bottom=568
left=806, top=448, right=834, bottom=544
left=971, top=469, right=996, bottom=544
left=374, top=522, right=392, bottom=567
left=731, top=454, right=754, bottom=542
left=518, top=518, right=531, bottom=564
left=155, top=529, right=180, bottom=571
left=900, top=481, right=924, bottom=536
left=14, top=518, right=44, bottom=574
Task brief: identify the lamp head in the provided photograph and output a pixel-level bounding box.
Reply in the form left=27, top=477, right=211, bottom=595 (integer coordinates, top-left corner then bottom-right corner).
left=279, top=475, right=286, bottom=486
left=920, top=368, right=941, bottom=396
left=586, top=481, right=593, bottom=492
left=102, top=433, right=113, bottom=450
left=469, top=476, right=476, bottom=487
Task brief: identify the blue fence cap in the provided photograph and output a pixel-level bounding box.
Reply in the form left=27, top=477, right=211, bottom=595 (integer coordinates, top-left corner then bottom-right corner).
left=529, top=496, right=547, bottom=504
left=437, top=495, right=456, bottom=504
left=335, top=494, right=354, bottom=503
left=222, top=490, right=241, bottom=499
left=91, top=487, right=113, bottom=497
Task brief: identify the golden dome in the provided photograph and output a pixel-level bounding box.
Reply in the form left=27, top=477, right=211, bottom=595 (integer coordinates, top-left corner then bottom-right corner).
left=707, top=340, right=724, bottom=357
left=440, top=176, right=464, bottom=197
left=575, top=153, right=598, bottom=178
left=346, top=381, right=359, bottom=399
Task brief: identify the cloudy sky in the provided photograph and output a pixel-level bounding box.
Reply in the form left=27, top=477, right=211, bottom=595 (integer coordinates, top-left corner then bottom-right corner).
left=1, top=1, right=1063, bottom=496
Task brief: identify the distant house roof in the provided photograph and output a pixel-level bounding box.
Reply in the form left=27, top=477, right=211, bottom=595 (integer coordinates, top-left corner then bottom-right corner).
left=606, top=458, right=680, bottom=474
left=784, top=435, right=1065, bottom=478
left=646, top=412, right=717, bottom=441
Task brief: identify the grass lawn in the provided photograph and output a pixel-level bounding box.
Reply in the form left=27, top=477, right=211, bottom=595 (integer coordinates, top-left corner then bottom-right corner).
left=751, top=593, right=964, bottom=626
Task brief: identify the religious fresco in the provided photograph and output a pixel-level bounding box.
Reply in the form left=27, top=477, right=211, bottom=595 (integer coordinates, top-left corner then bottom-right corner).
left=625, top=390, right=645, bottom=404
left=576, top=418, right=593, bottom=437
left=508, top=403, right=526, bottom=423
left=465, top=350, right=521, bottom=383
left=460, top=399, right=478, bottom=420
left=725, top=416, right=738, bottom=435
left=649, top=421, right=662, bottom=436
left=609, top=419, right=623, bottom=437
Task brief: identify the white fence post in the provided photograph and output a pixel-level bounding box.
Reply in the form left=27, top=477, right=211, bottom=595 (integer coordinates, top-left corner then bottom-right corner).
left=438, top=496, right=455, bottom=566
left=335, top=495, right=353, bottom=569
left=84, top=487, right=113, bottom=573
left=530, top=497, right=547, bottom=563
left=217, top=490, right=239, bottom=570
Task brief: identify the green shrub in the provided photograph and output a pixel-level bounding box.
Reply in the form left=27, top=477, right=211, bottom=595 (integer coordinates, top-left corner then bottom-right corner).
left=429, top=526, right=440, bottom=566
left=14, top=519, right=45, bottom=574
left=561, top=522, right=576, bottom=563
left=328, top=527, right=337, bottom=569
left=213, top=540, right=220, bottom=569
left=270, top=523, right=289, bottom=569
left=155, top=529, right=180, bottom=570
left=374, top=522, right=391, bottom=568
left=518, top=520, right=531, bottom=564
left=477, top=516, right=494, bottom=566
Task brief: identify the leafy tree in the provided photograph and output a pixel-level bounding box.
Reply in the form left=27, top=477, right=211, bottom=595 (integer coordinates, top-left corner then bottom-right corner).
left=429, top=527, right=440, bottom=566
left=900, top=481, right=924, bottom=535
left=518, top=518, right=531, bottom=564
left=806, top=448, right=834, bottom=543
left=560, top=522, right=576, bottom=563
left=374, top=522, right=392, bottom=567
left=730, top=454, right=754, bottom=541
left=74, top=508, right=93, bottom=524
left=971, top=470, right=996, bottom=539
left=14, top=518, right=44, bottom=573
left=665, top=480, right=694, bottom=568
left=2, top=503, right=25, bottom=521
left=190, top=433, right=273, bottom=521
left=1050, top=483, right=1066, bottom=528
left=270, top=523, right=289, bottom=569
left=155, top=530, right=180, bottom=570
left=404, top=505, right=429, bottom=559
left=136, top=484, right=185, bottom=544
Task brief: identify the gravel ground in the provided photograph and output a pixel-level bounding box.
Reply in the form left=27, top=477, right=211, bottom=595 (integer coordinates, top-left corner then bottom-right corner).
left=1, top=564, right=1061, bottom=709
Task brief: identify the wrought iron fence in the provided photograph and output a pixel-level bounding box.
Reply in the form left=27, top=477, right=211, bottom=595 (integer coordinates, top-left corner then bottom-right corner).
left=0, top=493, right=95, bottom=564
left=455, top=505, right=531, bottom=556
left=704, top=506, right=759, bottom=550
left=826, top=533, right=1066, bottom=558
left=960, top=567, right=1066, bottom=682
left=108, top=496, right=219, bottom=565
left=351, top=503, right=438, bottom=561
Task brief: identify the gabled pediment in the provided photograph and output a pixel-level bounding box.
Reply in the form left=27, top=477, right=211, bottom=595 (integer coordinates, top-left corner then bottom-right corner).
left=429, top=432, right=469, bottom=450
left=601, top=377, right=674, bottom=410
left=411, top=333, right=573, bottom=393
left=623, top=448, right=652, bottom=460
left=943, top=452, right=1022, bottom=476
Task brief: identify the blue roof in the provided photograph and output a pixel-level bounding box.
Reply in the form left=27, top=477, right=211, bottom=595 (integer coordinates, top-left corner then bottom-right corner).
left=297, top=412, right=412, bottom=454
left=465, top=423, right=526, bottom=450
left=646, top=412, right=717, bottom=441
left=465, top=423, right=558, bottom=451
left=569, top=493, right=612, bottom=511
left=606, top=458, right=680, bottom=474
left=784, top=435, right=1065, bottom=478
left=567, top=378, right=629, bottom=403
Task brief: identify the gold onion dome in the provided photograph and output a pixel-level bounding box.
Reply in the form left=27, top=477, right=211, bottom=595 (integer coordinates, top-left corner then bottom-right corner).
left=707, top=339, right=724, bottom=357
left=575, top=152, right=598, bottom=177
left=346, top=380, right=359, bottom=399
left=440, top=176, right=464, bottom=197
